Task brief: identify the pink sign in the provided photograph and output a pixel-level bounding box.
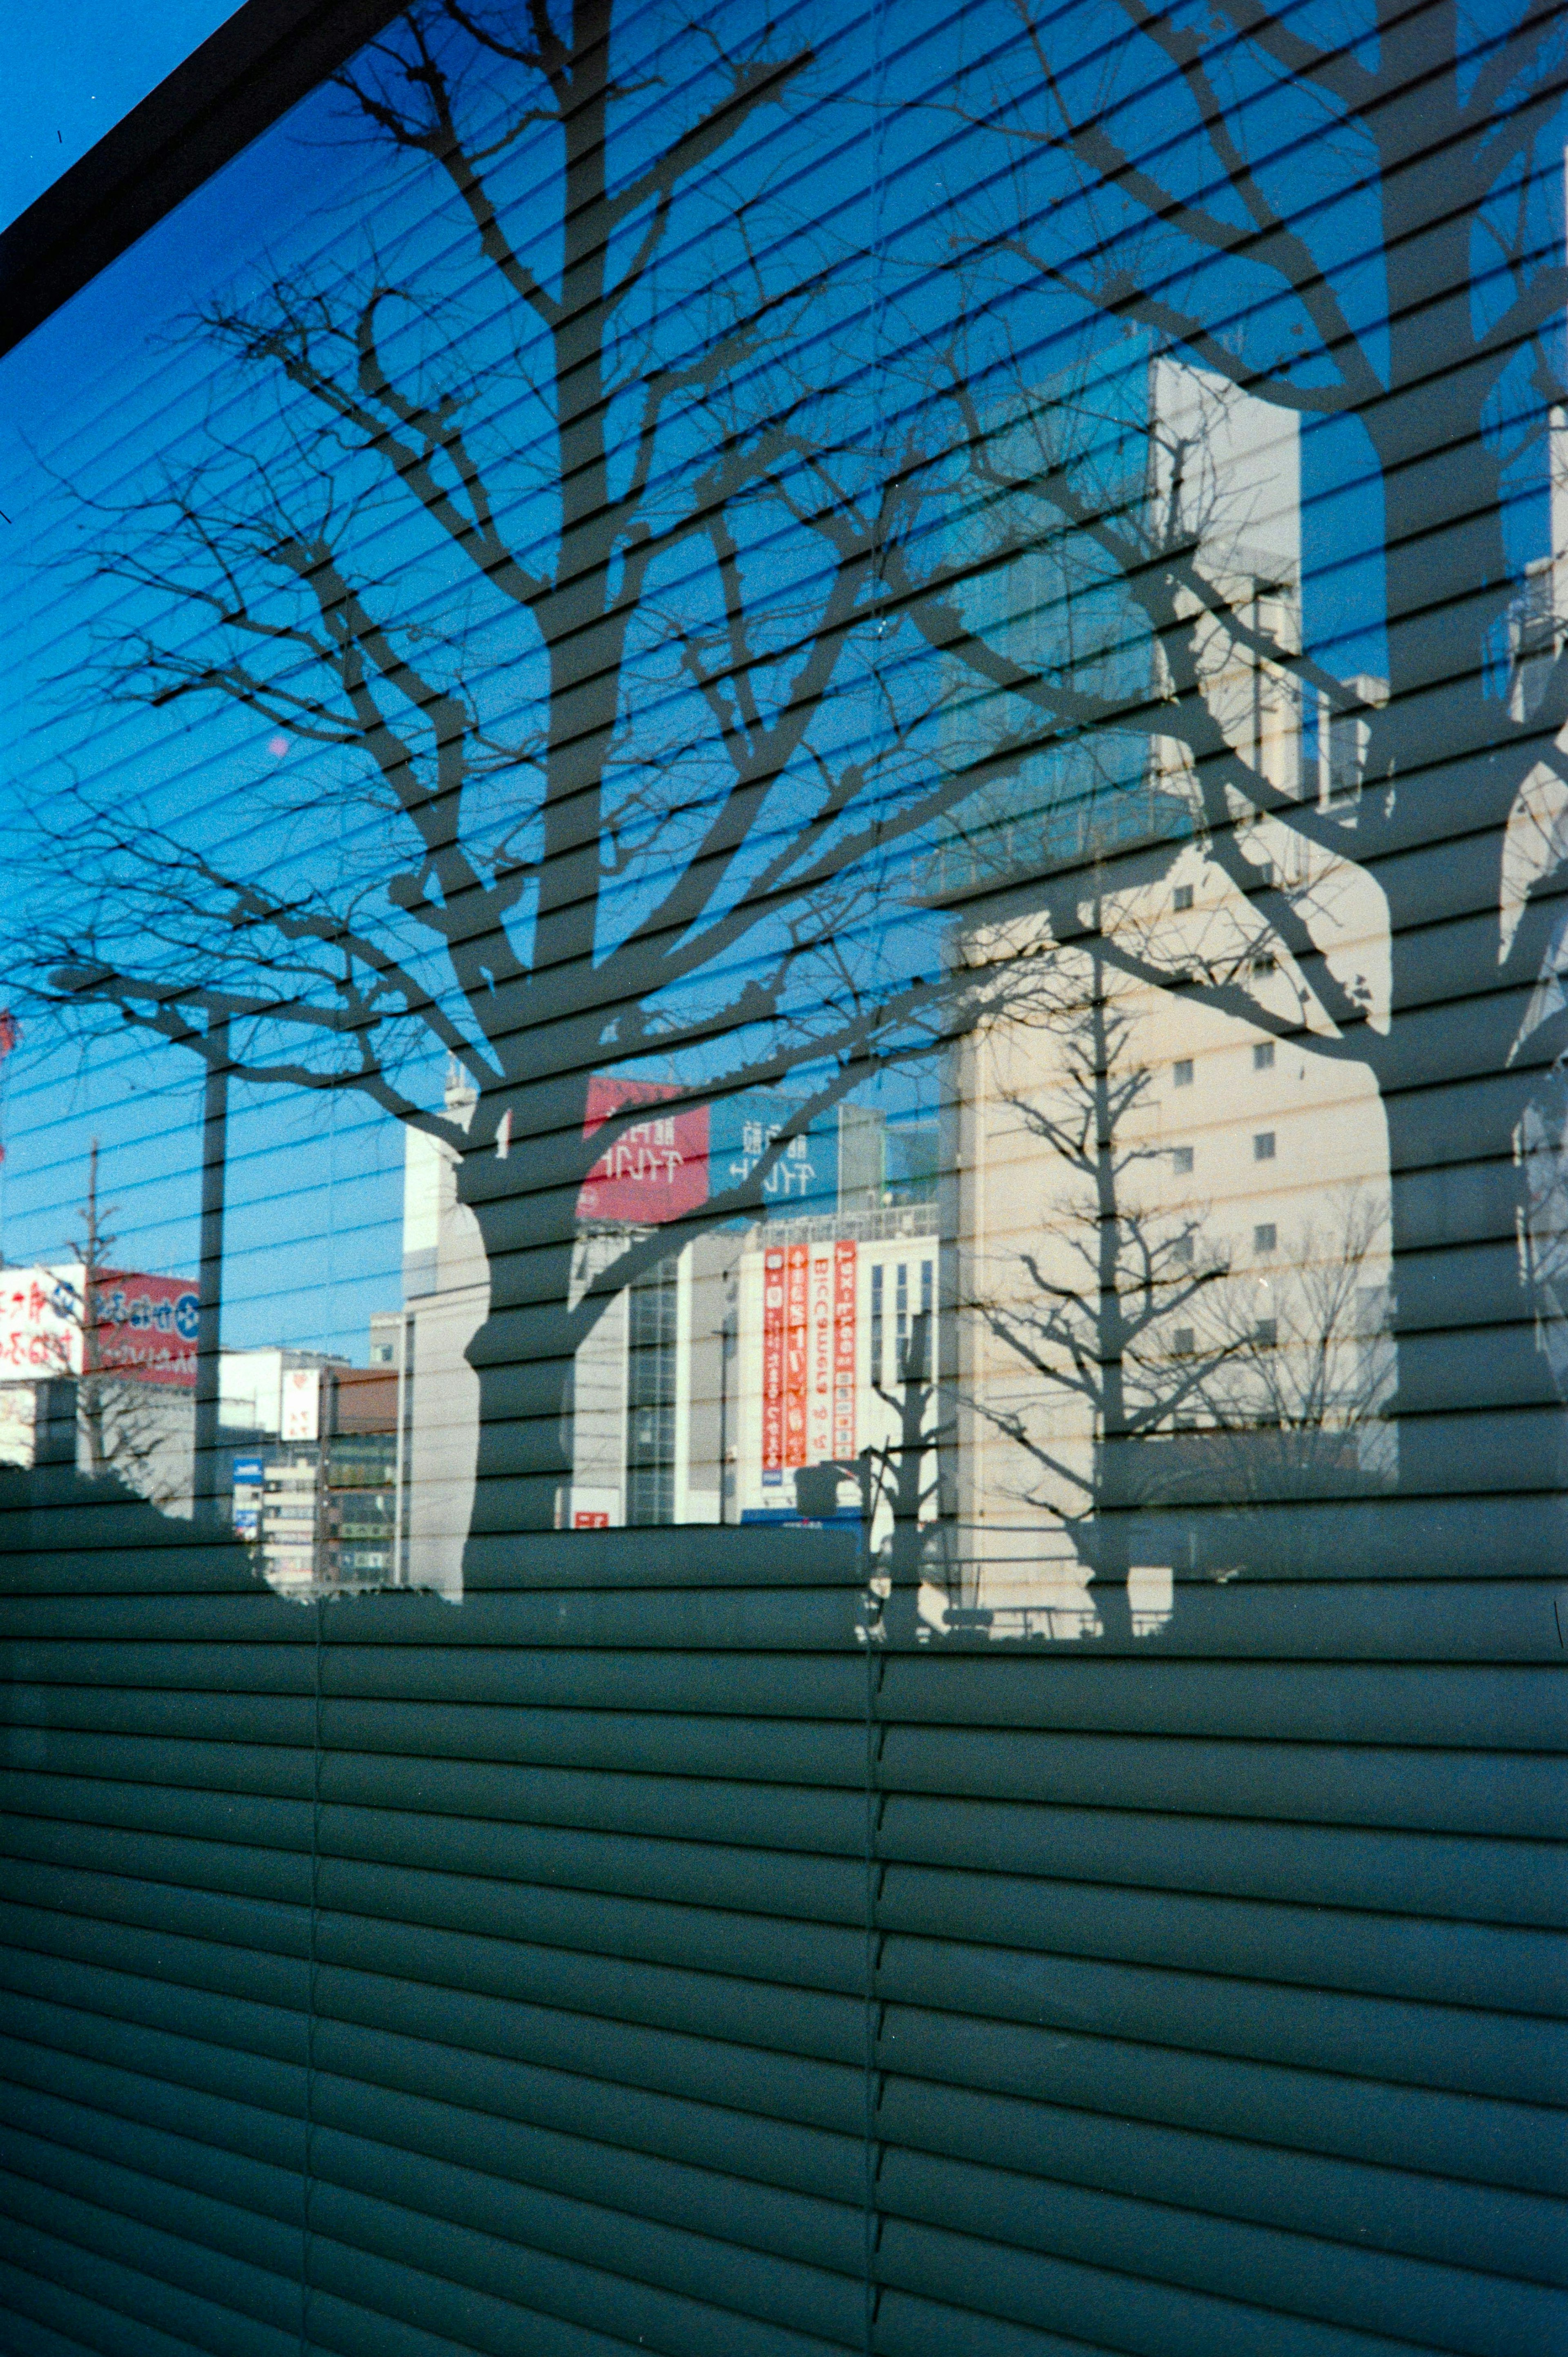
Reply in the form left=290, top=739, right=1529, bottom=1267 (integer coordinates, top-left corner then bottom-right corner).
left=91, top=1271, right=201, bottom=1387
left=0, top=1266, right=199, bottom=1388
left=806, top=1248, right=835, bottom=1465
left=578, top=1077, right=710, bottom=1224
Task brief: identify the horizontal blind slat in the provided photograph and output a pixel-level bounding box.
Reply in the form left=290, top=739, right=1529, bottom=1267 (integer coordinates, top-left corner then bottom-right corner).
left=0, top=2254, right=217, bottom=2357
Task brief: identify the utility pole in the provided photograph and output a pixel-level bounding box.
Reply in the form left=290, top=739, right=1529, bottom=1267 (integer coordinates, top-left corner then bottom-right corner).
left=193, top=1015, right=228, bottom=1518
left=79, top=1136, right=104, bottom=1476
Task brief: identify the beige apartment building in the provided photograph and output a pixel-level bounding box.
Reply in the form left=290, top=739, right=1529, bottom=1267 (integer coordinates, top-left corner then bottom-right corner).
left=951, top=855, right=1392, bottom=1635
left=948, top=359, right=1394, bottom=1636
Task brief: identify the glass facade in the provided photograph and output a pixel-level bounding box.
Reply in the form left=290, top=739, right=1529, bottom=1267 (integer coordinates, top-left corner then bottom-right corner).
left=0, top=2, right=1564, bottom=2350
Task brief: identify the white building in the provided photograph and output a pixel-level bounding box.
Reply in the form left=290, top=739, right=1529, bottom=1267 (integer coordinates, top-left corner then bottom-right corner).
left=567, top=1227, right=734, bottom=1530
left=732, top=1211, right=942, bottom=1532
left=371, top=1073, right=487, bottom=1596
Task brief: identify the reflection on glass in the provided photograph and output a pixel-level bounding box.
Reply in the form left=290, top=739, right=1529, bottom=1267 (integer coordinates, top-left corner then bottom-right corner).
left=0, top=0, right=1562, bottom=1639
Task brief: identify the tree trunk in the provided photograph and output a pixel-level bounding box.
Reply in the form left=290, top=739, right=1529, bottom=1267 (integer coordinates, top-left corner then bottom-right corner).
left=194, top=1018, right=229, bottom=1520
left=1379, top=1042, right=1568, bottom=1572
left=880, top=1316, right=936, bottom=1647
left=1085, top=1444, right=1137, bottom=1647
left=454, top=1069, right=601, bottom=1557
left=1360, top=66, right=1559, bottom=1569
left=460, top=1197, right=580, bottom=1557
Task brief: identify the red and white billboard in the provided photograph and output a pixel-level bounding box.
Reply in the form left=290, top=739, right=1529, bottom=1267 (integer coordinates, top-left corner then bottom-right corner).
left=0, top=1265, right=199, bottom=1388
left=0, top=1271, right=76, bottom=1379
left=93, top=1270, right=201, bottom=1385
left=759, top=1239, right=858, bottom=1490
left=739, top=1232, right=941, bottom=1519
left=578, top=1076, right=710, bottom=1224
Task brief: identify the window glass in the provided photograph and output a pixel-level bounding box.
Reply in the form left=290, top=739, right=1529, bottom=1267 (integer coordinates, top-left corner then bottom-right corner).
left=0, top=0, right=1561, bottom=1629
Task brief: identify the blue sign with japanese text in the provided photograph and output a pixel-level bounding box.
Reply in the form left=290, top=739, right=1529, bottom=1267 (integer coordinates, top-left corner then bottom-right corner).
left=708, top=1093, right=837, bottom=1217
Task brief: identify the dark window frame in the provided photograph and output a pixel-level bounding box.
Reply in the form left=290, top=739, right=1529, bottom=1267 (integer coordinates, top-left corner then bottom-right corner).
left=0, top=0, right=405, bottom=359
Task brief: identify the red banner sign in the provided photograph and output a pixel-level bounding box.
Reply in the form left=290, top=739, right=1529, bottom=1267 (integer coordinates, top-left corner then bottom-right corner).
left=579, top=1077, right=710, bottom=1224
left=92, top=1270, right=201, bottom=1386
left=806, top=1249, right=835, bottom=1465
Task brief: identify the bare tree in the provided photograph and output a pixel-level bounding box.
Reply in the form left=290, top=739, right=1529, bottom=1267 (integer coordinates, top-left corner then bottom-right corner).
left=1189, top=1189, right=1396, bottom=1569
left=51, top=1144, right=190, bottom=1509
left=861, top=1304, right=953, bottom=1644
left=906, top=0, right=1568, bottom=1552
left=21, top=1, right=1009, bottom=1539
left=963, top=940, right=1235, bottom=1637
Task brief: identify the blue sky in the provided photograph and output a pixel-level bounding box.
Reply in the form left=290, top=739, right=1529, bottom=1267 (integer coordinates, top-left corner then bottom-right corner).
left=0, top=1, right=241, bottom=232
left=0, top=29, right=410, bottom=1358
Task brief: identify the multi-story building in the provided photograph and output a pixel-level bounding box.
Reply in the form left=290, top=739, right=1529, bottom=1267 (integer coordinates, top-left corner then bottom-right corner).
left=221, top=1346, right=396, bottom=1593
left=378, top=1075, right=487, bottom=1597
left=0, top=1263, right=401, bottom=1592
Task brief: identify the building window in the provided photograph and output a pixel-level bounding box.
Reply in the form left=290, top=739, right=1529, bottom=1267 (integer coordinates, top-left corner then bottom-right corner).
left=1254, top=1317, right=1278, bottom=1347
left=626, top=1255, right=679, bottom=1527
left=906, top=1258, right=935, bottom=1380
left=1254, top=1222, right=1277, bottom=1253
left=1256, top=860, right=1275, bottom=889
left=1253, top=1041, right=1275, bottom=1070
left=1253, top=954, right=1276, bottom=976
left=1171, top=1327, right=1195, bottom=1358
left=1357, top=1285, right=1389, bottom=1336
left=1171, top=1145, right=1194, bottom=1175
left=1253, top=1132, right=1276, bottom=1161
left=1173, top=884, right=1194, bottom=912
left=1173, top=1058, right=1194, bottom=1088
left=1171, top=1233, right=1194, bottom=1264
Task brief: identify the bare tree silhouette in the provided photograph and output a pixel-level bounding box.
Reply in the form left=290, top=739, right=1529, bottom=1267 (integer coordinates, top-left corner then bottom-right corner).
left=962, top=939, right=1235, bottom=1635
left=859, top=1304, right=952, bottom=1645
left=906, top=0, right=1568, bottom=1554
left=1188, top=1187, right=1396, bottom=1570
left=40, top=1144, right=192, bottom=1509
left=21, top=1, right=1010, bottom=1540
